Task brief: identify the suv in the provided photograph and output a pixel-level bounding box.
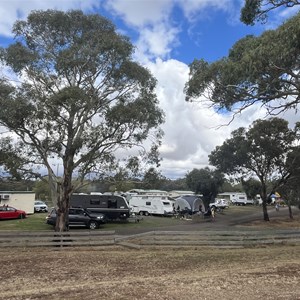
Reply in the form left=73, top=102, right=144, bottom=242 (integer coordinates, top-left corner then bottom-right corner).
left=34, top=200, right=48, bottom=213
left=209, top=198, right=229, bottom=210
left=46, top=207, right=106, bottom=230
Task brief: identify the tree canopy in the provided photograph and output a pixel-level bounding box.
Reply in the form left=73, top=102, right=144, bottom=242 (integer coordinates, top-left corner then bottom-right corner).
left=209, top=117, right=300, bottom=220
left=185, top=167, right=224, bottom=208
left=241, top=0, right=300, bottom=25
left=185, top=12, right=300, bottom=116
left=0, top=10, right=164, bottom=231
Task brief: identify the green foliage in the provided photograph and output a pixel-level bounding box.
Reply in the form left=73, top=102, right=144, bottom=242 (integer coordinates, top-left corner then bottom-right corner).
left=210, top=118, right=297, bottom=179
left=185, top=12, right=300, bottom=115
left=0, top=179, right=34, bottom=191
left=209, top=117, right=300, bottom=220
left=141, top=167, right=166, bottom=190
left=241, top=177, right=262, bottom=200
left=241, top=0, right=300, bottom=25
left=0, top=10, right=164, bottom=231
left=33, top=180, right=51, bottom=201
left=185, top=167, right=224, bottom=206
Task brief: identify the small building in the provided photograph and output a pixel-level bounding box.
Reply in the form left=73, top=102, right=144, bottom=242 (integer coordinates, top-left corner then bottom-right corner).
left=0, top=191, right=35, bottom=214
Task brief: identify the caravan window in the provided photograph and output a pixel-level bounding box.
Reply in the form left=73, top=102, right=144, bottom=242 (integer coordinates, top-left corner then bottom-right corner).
left=146, top=201, right=151, bottom=206
left=162, top=202, right=170, bottom=206
left=108, top=199, right=117, bottom=208
left=90, top=199, right=100, bottom=205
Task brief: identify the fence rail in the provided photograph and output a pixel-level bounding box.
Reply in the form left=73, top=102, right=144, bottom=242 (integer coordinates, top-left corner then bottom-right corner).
left=0, top=229, right=300, bottom=249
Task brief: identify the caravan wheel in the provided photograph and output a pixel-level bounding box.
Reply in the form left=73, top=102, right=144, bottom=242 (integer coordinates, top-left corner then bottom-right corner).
left=144, top=211, right=149, bottom=216
left=139, top=211, right=144, bottom=216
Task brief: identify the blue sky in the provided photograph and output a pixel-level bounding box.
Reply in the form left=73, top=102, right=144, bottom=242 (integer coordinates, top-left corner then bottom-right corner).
left=0, top=0, right=299, bottom=179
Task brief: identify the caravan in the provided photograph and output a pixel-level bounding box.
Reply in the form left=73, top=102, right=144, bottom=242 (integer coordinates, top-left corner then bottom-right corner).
left=128, top=194, right=174, bottom=216
left=70, top=194, right=130, bottom=221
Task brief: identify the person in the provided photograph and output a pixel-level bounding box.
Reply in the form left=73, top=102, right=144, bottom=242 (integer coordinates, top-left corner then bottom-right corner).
left=275, top=203, right=279, bottom=211
left=211, top=206, right=215, bottom=221
left=199, top=204, right=203, bottom=214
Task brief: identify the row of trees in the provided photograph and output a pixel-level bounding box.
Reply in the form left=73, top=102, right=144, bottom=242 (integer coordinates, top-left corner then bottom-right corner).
left=1, top=2, right=299, bottom=230
left=185, top=2, right=300, bottom=220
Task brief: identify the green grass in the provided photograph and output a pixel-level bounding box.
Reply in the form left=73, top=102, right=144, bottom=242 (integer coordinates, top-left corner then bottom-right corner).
left=0, top=212, right=186, bottom=231
left=0, top=205, right=271, bottom=232
left=0, top=213, right=51, bottom=231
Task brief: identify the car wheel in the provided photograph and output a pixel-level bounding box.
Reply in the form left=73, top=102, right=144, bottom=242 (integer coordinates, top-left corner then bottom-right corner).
left=88, top=221, right=98, bottom=230
left=19, top=214, right=25, bottom=219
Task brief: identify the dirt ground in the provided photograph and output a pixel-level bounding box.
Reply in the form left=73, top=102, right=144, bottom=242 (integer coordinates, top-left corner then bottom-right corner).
left=1, top=207, right=300, bottom=300
left=1, top=245, right=300, bottom=300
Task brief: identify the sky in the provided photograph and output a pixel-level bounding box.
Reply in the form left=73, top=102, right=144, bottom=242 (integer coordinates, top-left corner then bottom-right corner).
left=0, top=0, right=299, bottom=179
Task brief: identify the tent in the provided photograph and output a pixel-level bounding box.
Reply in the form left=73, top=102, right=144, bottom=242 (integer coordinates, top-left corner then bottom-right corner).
left=174, top=195, right=203, bottom=215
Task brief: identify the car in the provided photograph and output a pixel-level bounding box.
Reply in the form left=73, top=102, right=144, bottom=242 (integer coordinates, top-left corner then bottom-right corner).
left=0, top=205, right=26, bottom=220
left=46, top=207, right=106, bottom=230
left=209, top=198, right=229, bottom=210
left=34, top=200, right=49, bottom=213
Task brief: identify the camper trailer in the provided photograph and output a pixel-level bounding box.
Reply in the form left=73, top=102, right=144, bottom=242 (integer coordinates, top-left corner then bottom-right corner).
left=70, top=194, right=130, bottom=221
left=128, top=194, right=174, bottom=216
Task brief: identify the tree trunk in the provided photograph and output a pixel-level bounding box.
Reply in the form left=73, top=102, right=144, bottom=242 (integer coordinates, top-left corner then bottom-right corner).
left=55, top=188, right=69, bottom=232
left=48, top=172, right=59, bottom=208
left=288, top=204, right=293, bottom=219
left=261, top=185, right=270, bottom=221
left=55, top=162, right=74, bottom=232
left=262, top=200, right=270, bottom=221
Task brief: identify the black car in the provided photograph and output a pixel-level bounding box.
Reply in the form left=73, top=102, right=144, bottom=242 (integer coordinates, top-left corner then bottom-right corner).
left=46, top=207, right=106, bottom=230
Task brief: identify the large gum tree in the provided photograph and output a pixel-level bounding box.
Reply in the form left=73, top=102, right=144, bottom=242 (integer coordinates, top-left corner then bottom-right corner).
left=0, top=10, right=164, bottom=231
left=209, top=118, right=300, bottom=221
left=185, top=12, right=300, bottom=116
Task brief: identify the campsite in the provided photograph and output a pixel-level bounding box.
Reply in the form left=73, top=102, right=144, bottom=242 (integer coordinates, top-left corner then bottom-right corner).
left=1, top=205, right=300, bottom=300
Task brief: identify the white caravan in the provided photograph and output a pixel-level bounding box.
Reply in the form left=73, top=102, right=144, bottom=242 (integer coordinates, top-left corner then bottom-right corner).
left=128, top=194, right=174, bottom=216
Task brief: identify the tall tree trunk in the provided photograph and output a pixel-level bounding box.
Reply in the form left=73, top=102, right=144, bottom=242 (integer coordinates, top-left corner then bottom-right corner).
left=262, top=200, right=270, bottom=221
left=288, top=204, right=293, bottom=219
left=48, top=173, right=58, bottom=208
left=55, top=162, right=73, bottom=232
left=261, top=185, right=270, bottom=221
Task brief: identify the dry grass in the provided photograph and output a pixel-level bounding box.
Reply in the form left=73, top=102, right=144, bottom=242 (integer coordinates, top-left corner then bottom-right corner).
left=1, top=245, right=300, bottom=300
left=1, top=208, right=300, bottom=300
left=242, top=214, right=300, bottom=229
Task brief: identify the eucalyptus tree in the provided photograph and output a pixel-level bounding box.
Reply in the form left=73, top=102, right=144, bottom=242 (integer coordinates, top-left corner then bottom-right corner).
left=209, top=118, right=300, bottom=221
left=0, top=10, right=164, bottom=231
left=185, top=12, right=300, bottom=116
left=241, top=0, right=300, bottom=25
left=277, top=146, right=300, bottom=218
left=185, top=167, right=224, bottom=208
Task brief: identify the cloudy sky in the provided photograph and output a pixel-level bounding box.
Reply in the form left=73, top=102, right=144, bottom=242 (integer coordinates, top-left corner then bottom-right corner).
left=0, top=0, right=299, bottom=179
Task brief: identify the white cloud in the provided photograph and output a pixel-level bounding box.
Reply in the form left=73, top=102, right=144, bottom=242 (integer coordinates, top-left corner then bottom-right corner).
left=176, top=0, right=233, bottom=21
left=144, top=57, right=278, bottom=178
left=0, top=0, right=100, bottom=37
left=135, top=23, right=180, bottom=60
left=105, top=0, right=173, bottom=27
left=1, top=0, right=298, bottom=180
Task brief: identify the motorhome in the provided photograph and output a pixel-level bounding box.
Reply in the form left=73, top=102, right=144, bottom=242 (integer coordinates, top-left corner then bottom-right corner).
left=70, top=194, right=130, bottom=221
left=128, top=194, right=174, bottom=216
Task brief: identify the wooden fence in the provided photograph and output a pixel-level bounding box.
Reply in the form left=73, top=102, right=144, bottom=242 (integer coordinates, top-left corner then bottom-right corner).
left=1, top=229, right=300, bottom=249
